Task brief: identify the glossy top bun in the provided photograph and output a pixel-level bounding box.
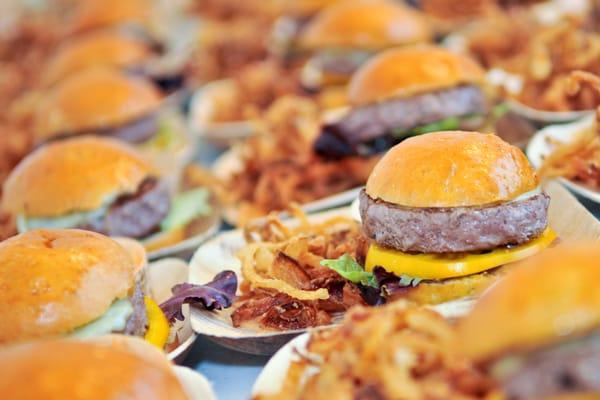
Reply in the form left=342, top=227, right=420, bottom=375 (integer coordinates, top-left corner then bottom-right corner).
left=299, top=0, right=430, bottom=50
left=67, top=0, right=150, bottom=34
left=44, top=31, right=151, bottom=85
left=0, top=338, right=189, bottom=399
left=2, top=136, right=156, bottom=217
left=0, top=229, right=137, bottom=345
left=348, top=45, right=484, bottom=105
left=365, top=131, right=538, bottom=207
left=35, top=67, right=161, bottom=141
left=457, top=243, right=600, bottom=363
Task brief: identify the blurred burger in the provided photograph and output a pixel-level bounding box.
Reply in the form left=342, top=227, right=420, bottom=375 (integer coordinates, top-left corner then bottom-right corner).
left=358, top=131, right=555, bottom=304
left=416, top=0, right=498, bottom=35
left=0, top=337, right=190, bottom=398
left=66, top=0, right=150, bottom=35
left=2, top=137, right=211, bottom=247
left=296, top=0, right=431, bottom=91
left=457, top=243, right=600, bottom=399
left=315, top=45, right=488, bottom=158
left=43, top=30, right=186, bottom=92
left=0, top=229, right=169, bottom=347
left=34, top=68, right=187, bottom=148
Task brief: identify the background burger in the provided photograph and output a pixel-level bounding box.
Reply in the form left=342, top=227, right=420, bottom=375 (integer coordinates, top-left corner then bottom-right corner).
left=42, top=30, right=187, bottom=93
left=314, top=45, right=488, bottom=158
left=66, top=0, right=150, bottom=35
left=2, top=136, right=211, bottom=248
left=357, top=131, right=555, bottom=305
left=34, top=68, right=189, bottom=152
left=296, top=0, right=431, bottom=92
left=457, top=243, right=600, bottom=399
left=0, top=228, right=169, bottom=347
left=0, top=337, right=190, bottom=398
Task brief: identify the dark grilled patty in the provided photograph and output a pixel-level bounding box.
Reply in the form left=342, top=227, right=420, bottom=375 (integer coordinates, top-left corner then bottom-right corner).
left=84, top=177, right=171, bottom=239
left=359, top=189, right=550, bottom=253
left=314, top=84, right=488, bottom=158
left=123, top=279, right=148, bottom=337
left=499, top=333, right=600, bottom=399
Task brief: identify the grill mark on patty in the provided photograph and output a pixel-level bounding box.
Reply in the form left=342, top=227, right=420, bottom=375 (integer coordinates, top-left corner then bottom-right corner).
left=359, top=189, right=550, bottom=253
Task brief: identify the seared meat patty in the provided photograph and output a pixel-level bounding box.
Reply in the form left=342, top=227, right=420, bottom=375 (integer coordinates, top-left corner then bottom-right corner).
left=85, top=178, right=171, bottom=239
left=315, top=85, right=487, bottom=158
left=499, top=334, right=600, bottom=400
left=359, top=189, right=550, bottom=253
left=123, top=279, right=148, bottom=337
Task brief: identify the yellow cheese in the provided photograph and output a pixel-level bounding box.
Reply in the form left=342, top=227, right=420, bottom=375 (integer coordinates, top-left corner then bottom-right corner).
left=365, top=228, right=557, bottom=280
left=144, top=297, right=170, bottom=349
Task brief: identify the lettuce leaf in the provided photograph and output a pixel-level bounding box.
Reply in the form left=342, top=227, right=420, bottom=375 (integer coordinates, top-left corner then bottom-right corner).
left=320, top=254, right=378, bottom=288
left=160, top=188, right=211, bottom=232
left=159, top=271, right=237, bottom=322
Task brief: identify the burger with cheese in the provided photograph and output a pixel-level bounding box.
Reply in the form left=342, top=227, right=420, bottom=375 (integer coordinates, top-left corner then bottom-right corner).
left=356, top=131, right=555, bottom=304
left=2, top=136, right=212, bottom=250
left=314, top=45, right=489, bottom=158
left=0, top=336, right=191, bottom=398
left=0, top=229, right=170, bottom=348
left=295, top=0, right=431, bottom=92
left=457, top=243, right=600, bottom=399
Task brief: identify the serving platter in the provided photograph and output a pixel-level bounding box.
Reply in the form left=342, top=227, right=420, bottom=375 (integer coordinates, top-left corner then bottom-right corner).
left=527, top=115, right=600, bottom=204
left=174, top=366, right=217, bottom=400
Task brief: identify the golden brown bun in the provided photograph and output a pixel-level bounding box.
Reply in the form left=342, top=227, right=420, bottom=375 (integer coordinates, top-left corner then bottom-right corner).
left=2, top=136, right=156, bottom=217
left=365, top=131, right=538, bottom=207
left=0, top=338, right=189, bottom=399
left=457, top=243, right=600, bottom=363
left=0, top=229, right=137, bottom=345
left=67, top=0, right=150, bottom=34
left=299, top=0, right=431, bottom=51
left=35, top=68, right=161, bottom=141
left=284, top=0, right=341, bottom=17
left=348, top=45, right=484, bottom=105
left=44, top=31, right=151, bottom=85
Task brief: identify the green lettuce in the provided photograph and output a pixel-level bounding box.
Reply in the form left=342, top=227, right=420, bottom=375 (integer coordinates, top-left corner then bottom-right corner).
left=142, top=120, right=177, bottom=151
left=69, top=298, right=133, bottom=339
left=392, top=116, right=461, bottom=140
left=320, top=254, right=378, bottom=288
left=160, top=188, right=211, bottom=232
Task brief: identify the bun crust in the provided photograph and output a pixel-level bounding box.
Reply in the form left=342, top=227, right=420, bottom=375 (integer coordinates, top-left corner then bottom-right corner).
left=68, top=0, right=149, bottom=34
left=0, top=339, right=189, bottom=399
left=348, top=45, right=484, bottom=105
left=35, top=68, right=161, bottom=140
left=457, top=243, right=600, bottom=363
left=300, top=0, right=431, bottom=50
left=365, top=132, right=538, bottom=207
left=44, top=31, right=151, bottom=85
left=0, top=229, right=137, bottom=345
left=2, top=136, right=156, bottom=217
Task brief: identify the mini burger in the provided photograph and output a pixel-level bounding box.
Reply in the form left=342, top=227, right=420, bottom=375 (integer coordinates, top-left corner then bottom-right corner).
left=34, top=68, right=186, bottom=148
left=314, top=45, right=488, bottom=158
left=2, top=136, right=211, bottom=246
left=457, top=243, right=600, bottom=399
left=0, top=337, right=190, bottom=398
left=357, top=131, right=555, bottom=304
left=42, top=30, right=185, bottom=92
left=66, top=0, right=150, bottom=35
left=296, top=0, right=431, bottom=91
left=0, top=229, right=169, bottom=348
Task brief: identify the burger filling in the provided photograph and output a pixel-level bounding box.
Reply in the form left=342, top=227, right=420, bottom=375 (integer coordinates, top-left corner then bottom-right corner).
left=301, top=49, right=373, bottom=91
left=17, top=178, right=211, bottom=240
left=314, top=84, right=488, bottom=158
left=491, top=332, right=600, bottom=399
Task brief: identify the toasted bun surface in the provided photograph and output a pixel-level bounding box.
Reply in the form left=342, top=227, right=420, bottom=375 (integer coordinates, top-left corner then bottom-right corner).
left=365, top=131, right=538, bottom=207
left=35, top=68, right=161, bottom=140
left=0, top=338, right=188, bottom=399
left=457, top=243, right=600, bottom=363
left=348, top=45, right=484, bottom=105
left=68, top=0, right=149, bottom=34
left=2, top=136, right=156, bottom=217
left=44, top=31, right=151, bottom=85
left=0, top=229, right=137, bottom=345
left=299, top=0, right=430, bottom=50
left=285, top=0, right=341, bottom=17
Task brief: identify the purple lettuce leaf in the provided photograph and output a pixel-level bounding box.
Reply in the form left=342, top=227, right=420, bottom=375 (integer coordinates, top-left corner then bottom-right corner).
left=373, top=266, right=422, bottom=297
left=159, top=270, right=238, bottom=322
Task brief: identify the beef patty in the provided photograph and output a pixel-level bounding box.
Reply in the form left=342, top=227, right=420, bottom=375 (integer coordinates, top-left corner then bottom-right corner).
left=123, top=279, right=148, bottom=337
left=359, top=189, right=550, bottom=253
left=498, top=333, right=600, bottom=400
left=84, top=177, right=171, bottom=239
left=314, top=84, right=488, bottom=158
